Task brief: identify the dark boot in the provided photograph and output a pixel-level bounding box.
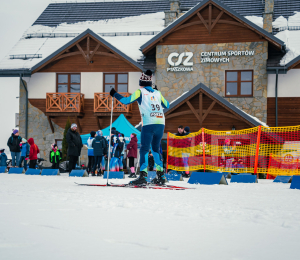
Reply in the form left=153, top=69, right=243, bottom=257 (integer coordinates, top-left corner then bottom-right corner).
left=97, top=169, right=102, bottom=177
left=128, top=172, right=137, bottom=178
left=151, top=171, right=166, bottom=185
left=129, top=171, right=147, bottom=185
left=92, top=172, right=96, bottom=176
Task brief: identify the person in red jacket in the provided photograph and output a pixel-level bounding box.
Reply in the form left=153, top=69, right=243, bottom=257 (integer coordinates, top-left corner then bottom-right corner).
left=127, top=133, right=138, bottom=178
left=28, top=138, right=40, bottom=169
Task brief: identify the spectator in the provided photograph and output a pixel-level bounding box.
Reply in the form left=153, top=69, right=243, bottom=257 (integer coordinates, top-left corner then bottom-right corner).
left=0, top=149, right=7, bottom=167
left=66, top=123, right=83, bottom=173
left=87, top=131, right=96, bottom=174
left=223, top=139, right=236, bottom=170
left=176, top=125, right=185, bottom=136
left=49, top=144, right=62, bottom=169
left=28, top=138, right=40, bottom=169
left=127, top=133, right=138, bottom=178
left=7, top=129, right=22, bottom=167
left=92, top=130, right=107, bottom=176
left=19, top=138, right=29, bottom=171
left=184, top=126, right=190, bottom=135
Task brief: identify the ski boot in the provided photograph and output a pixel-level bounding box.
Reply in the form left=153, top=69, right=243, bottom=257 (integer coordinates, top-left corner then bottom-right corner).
left=151, top=171, right=167, bottom=185
left=129, top=171, right=147, bottom=185
left=128, top=172, right=137, bottom=178
left=91, top=172, right=96, bottom=176
left=97, top=170, right=102, bottom=177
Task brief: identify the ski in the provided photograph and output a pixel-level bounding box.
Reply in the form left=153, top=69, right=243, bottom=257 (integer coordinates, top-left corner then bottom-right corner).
left=75, top=182, right=193, bottom=190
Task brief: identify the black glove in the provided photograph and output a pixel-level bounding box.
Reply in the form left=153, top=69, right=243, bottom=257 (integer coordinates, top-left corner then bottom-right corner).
left=110, top=88, right=117, bottom=97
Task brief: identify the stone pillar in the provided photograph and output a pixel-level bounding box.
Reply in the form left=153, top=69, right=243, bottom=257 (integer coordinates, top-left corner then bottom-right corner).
left=263, top=0, right=274, bottom=33
left=165, top=0, right=181, bottom=27
left=19, top=79, right=27, bottom=138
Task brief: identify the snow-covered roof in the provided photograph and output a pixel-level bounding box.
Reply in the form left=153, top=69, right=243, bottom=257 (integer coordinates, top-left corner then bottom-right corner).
left=0, top=12, right=165, bottom=71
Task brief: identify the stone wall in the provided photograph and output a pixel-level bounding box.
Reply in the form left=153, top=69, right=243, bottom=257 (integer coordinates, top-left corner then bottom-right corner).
left=19, top=81, right=88, bottom=167
left=156, top=41, right=268, bottom=123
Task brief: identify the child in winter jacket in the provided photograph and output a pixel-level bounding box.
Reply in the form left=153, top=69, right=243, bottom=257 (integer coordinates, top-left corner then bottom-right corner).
left=19, top=138, right=29, bottom=170
left=87, top=131, right=96, bottom=174
left=28, top=138, right=40, bottom=169
left=49, top=144, right=62, bottom=169
left=0, top=149, right=7, bottom=167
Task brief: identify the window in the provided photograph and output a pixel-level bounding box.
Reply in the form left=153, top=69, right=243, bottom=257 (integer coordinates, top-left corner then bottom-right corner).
left=57, top=74, right=81, bottom=93
left=225, top=71, right=253, bottom=97
left=55, top=139, right=63, bottom=151
left=104, top=73, right=128, bottom=92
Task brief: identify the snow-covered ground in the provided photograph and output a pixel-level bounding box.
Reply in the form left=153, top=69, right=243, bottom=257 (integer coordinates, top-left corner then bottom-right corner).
left=1, top=174, right=300, bottom=260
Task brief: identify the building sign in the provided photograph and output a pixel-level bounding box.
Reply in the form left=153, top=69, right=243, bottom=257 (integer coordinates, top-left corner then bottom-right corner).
left=201, top=50, right=255, bottom=63
left=166, top=50, right=255, bottom=71
left=167, top=52, right=193, bottom=72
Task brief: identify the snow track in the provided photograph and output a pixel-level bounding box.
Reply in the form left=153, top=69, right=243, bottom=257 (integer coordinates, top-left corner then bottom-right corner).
left=0, top=174, right=300, bottom=260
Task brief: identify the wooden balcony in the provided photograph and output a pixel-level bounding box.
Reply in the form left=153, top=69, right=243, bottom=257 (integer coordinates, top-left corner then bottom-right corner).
left=46, top=93, right=85, bottom=117
left=94, top=92, right=132, bottom=117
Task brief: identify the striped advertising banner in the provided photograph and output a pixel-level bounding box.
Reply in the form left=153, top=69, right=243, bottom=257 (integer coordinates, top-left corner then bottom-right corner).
left=167, top=125, right=300, bottom=176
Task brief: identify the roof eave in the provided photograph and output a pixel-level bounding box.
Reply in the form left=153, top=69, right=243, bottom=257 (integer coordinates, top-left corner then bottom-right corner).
left=141, top=0, right=284, bottom=54
left=31, top=29, right=143, bottom=73
left=0, top=69, right=32, bottom=77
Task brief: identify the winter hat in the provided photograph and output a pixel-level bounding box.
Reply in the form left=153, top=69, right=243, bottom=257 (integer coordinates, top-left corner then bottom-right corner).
left=90, top=131, right=96, bottom=137
left=97, top=130, right=103, bottom=136
left=184, top=126, right=190, bottom=133
left=13, top=129, right=19, bottom=135
left=111, top=129, right=117, bottom=135
left=139, top=70, right=153, bottom=86
left=71, top=123, right=77, bottom=129
left=22, top=138, right=27, bottom=142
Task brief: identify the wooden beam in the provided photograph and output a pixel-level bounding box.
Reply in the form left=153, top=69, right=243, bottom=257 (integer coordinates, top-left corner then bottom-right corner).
left=86, top=36, right=90, bottom=63
left=174, top=19, right=245, bottom=32
left=202, top=101, right=216, bottom=123
left=76, top=117, right=82, bottom=133
left=187, top=100, right=202, bottom=123
left=208, top=4, right=212, bottom=34
left=199, top=93, right=203, bottom=128
left=90, top=42, right=101, bottom=61
left=197, top=12, right=209, bottom=32
left=47, top=116, right=54, bottom=133
left=211, top=10, right=224, bottom=31
left=165, top=109, right=240, bottom=120
left=96, top=117, right=101, bottom=130
left=76, top=43, right=89, bottom=65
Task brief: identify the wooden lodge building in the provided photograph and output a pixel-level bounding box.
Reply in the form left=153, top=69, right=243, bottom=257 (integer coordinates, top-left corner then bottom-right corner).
left=1, top=0, right=300, bottom=162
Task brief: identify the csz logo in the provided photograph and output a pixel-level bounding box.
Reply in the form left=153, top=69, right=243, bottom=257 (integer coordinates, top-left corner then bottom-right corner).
left=167, top=52, right=193, bottom=72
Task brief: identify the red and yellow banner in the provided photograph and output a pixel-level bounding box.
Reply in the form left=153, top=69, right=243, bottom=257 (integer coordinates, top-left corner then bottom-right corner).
left=167, top=125, right=300, bottom=176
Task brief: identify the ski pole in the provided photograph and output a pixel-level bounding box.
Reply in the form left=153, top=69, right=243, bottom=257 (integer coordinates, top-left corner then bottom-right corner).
left=106, top=96, right=114, bottom=185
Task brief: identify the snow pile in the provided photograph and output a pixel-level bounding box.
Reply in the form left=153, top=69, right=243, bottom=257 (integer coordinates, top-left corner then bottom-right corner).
left=275, top=30, right=300, bottom=65
left=1, top=174, right=300, bottom=260
left=0, top=12, right=165, bottom=70
left=245, top=16, right=263, bottom=28
left=273, top=16, right=288, bottom=30
left=288, top=11, right=300, bottom=27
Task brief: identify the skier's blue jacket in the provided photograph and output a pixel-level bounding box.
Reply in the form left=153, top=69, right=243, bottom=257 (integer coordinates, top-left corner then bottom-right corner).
left=113, top=86, right=169, bottom=126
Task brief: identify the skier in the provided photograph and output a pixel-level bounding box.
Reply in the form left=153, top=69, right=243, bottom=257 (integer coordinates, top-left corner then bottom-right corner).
left=110, top=70, right=170, bottom=185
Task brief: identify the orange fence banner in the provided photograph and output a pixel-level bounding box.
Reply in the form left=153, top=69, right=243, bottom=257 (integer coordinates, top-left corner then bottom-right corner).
left=167, top=125, right=300, bottom=175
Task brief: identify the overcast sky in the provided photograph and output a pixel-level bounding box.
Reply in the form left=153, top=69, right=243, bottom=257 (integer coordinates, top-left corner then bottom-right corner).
left=0, top=0, right=51, bottom=155
left=0, top=0, right=51, bottom=60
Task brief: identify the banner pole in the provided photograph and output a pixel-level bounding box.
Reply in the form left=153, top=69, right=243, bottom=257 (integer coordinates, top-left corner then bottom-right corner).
left=254, top=125, right=262, bottom=178
left=267, top=153, right=272, bottom=179
left=166, top=132, right=169, bottom=172
left=202, top=128, right=206, bottom=172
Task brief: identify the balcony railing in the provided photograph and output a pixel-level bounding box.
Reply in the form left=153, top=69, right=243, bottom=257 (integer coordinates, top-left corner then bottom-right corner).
left=46, top=93, right=85, bottom=113
left=94, top=92, right=132, bottom=114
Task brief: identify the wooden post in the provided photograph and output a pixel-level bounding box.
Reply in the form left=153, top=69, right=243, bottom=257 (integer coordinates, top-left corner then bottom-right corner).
left=166, top=132, right=169, bottom=172
left=267, top=153, right=272, bottom=179
left=199, top=93, right=203, bottom=128
left=254, top=125, right=262, bottom=178
left=202, top=128, right=206, bottom=172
